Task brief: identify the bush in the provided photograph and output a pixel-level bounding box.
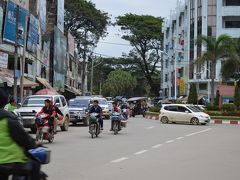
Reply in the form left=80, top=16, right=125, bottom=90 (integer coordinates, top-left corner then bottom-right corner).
left=222, top=111, right=240, bottom=116
left=149, top=106, right=160, bottom=113
left=206, top=105, right=219, bottom=111
left=221, top=103, right=236, bottom=112
left=188, top=84, right=198, bottom=104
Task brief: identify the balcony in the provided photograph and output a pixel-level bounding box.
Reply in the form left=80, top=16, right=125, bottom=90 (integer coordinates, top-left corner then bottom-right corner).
left=222, top=6, right=240, bottom=17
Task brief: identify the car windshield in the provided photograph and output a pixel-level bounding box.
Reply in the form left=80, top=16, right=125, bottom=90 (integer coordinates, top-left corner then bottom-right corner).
left=22, top=97, right=50, bottom=107
left=187, top=106, right=202, bottom=112
left=69, top=99, right=89, bottom=108
left=98, top=99, right=107, bottom=105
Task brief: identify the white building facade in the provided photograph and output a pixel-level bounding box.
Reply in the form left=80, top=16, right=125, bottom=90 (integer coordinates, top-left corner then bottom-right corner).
left=162, top=0, right=240, bottom=100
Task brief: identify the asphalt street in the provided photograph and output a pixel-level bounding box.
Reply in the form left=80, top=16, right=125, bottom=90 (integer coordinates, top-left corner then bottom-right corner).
left=42, top=117, right=240, bottom=180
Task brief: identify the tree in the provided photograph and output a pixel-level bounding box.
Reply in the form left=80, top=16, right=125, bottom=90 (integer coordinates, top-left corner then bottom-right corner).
left=65, top=0, right=110, bottom=93
left=116, top=14, right=164, bottom=96
left=197, top=34, right=234, bottom=105
left=221, top=38, right=240, bottom=81
left=102, top=70, right=137, bottom=97
left=234, top=82, right=240, bottom=110
left=188, top=84, right=198, bottom=104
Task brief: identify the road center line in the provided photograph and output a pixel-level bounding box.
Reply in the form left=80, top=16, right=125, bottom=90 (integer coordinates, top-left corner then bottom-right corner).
left=185, top=128, right=212, bottom=137
left=165, top=140, right=175, bottom=143
left=176, top=137, right=184, bottom=140
left=146, top=126, right=155, bottom=129
left=111, top=157, right=129, bottom=163
left=134, top=150, right=148, bottom=155
left=152, top=144, right=163, bottom=149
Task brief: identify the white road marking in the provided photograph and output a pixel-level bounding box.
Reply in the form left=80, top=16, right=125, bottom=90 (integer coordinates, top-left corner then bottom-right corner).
left=111, top=157, right=129, bottom=163
left=146, top=126, right=155, bottom=129
left=134, top=150, right=148, bottom=155
left=176, top=137, right=184, bottom=140
left=165, top=140, right=175, bottom=143
left=152, top=144, right=163, bottom=149
left=185, top=128, right=212, bottom=137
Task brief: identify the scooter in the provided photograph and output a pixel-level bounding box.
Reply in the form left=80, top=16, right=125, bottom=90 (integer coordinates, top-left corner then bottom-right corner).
left=35, top=113, right=54, bottom=143
left=122, top=108, right=128, bottom=120
left=111, top=112, right=122, bottom=135
left=89, top=113, right=101, bottom=138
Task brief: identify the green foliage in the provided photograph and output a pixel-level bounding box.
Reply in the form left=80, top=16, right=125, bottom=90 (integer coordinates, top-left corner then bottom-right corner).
left=206, top=111, right=240, bottom=117
left=196, top=34, right=234, bottom=105
left=234, top=83, right=240, bottom=109
left=221, top=103, right=236, bottom=112
left=102, top=70, right=137, bottom=97
left=116, top=14, right=164, bottom=96
left=206, top=105, right=219, bottom=111
left=149, top=106, right=160, bottom=113
left=188, top=84, right=198, bottom=104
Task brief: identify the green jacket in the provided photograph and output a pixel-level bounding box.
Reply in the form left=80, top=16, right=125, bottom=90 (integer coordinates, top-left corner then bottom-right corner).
left=0, top=109, right=35, bottom=164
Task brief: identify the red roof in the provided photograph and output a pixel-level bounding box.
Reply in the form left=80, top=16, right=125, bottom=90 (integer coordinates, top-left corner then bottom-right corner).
left=218, top=85, right=235, bottom=97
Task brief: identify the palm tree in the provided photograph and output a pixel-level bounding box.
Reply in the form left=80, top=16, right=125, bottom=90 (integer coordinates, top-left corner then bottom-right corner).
left=197, top=34, right=234, bottom=105
left=221, top=38, right=240, bottom=81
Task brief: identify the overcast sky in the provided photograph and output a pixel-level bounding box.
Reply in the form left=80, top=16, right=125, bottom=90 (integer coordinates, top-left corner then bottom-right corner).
left=91, top=0, right=177, bottom=57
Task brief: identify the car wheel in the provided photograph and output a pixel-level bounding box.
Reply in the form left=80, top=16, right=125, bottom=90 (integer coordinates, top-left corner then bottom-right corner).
left=191, top=117, right=199, bottom=125
left=61, top=116, right=69, bottom=131
left=161, top=116, right=169, bottom=124
left=83, top=118, right=89, bottom=126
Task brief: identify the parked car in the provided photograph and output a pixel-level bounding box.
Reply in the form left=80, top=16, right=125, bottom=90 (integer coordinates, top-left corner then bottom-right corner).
left=16, top=95, right=70, bottom=132
left=68, top=97, right=91, bottom=126
left=91, top=97, right=110, bottom=119
left=159, top=104, right=210, bottom=125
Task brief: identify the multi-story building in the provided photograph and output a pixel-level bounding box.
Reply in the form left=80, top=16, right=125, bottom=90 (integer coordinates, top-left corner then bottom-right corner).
left=162, top=0, right=240, bottom=101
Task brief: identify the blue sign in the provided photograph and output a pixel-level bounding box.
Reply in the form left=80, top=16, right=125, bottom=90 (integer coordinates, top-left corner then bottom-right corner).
left=27, top=14, right=39, bottom=53
left=3, top=0, right=28, bottom=46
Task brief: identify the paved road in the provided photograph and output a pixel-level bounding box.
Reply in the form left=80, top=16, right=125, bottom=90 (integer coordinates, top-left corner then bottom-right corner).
left=42, top=117, right=240, bottom=180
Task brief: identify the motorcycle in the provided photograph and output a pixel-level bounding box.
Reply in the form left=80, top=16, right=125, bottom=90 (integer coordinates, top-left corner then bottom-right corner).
left=89, top=113, right=101, bottom=138
left=111, top=112, right=122, bottom=135
left=0, top=147, right=51, bottom=180
left=121, top=108, right=128, bottom=120
left=35, top=113, right=54, bottom=143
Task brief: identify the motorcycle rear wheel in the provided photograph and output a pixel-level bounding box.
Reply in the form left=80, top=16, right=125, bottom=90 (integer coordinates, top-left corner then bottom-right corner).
left=36, top=130, right=43, bottom=143
left=113, top=122, right=118, bottom=135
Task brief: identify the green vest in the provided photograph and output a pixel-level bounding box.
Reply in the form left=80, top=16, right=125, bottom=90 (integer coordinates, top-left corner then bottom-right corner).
left=0, top=118, right=27, bottom=164
left=6, top=103, right=15, bottom=112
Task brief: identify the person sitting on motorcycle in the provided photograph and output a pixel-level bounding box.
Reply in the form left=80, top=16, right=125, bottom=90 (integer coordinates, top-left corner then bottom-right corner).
left=4, top=96, right=16, bottom=112
left=0, top=89, right=41, bottom=180
left=38, top=99, right=56, bottom=133
left=110, top=102, right=121, bottom=131
left=89, top=100, right=103, bottom=130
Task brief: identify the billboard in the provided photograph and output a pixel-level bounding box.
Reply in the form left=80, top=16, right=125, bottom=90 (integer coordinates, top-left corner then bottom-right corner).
left=42, top=41, right=50, bottom=66
left=68, top=32, right=75, bottom=56
left=53, top=26, right=67, bottom=92
left=27, top=14, right=39, bottom=53
left=0, top=52, right=8, bottom=69
left=3, top=0, right=28, bottom=46
left=12, top=0, right=29, bottom=10
left=57, top=0, right=64, bottom=32
left=38, top=0, right=46, bottom=32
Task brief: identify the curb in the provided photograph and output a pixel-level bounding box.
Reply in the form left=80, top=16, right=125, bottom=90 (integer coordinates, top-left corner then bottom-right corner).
left=145, top=116, right=240, bottom=125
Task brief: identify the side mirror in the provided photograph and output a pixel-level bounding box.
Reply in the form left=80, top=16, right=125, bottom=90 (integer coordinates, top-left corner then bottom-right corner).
left=55, top=103, right=61, bottom=107
left=17, top=103, right=22, bottom=108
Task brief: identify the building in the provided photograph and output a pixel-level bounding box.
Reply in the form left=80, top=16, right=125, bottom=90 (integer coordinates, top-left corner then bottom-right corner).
left=162, top=0, right=240, bottom=101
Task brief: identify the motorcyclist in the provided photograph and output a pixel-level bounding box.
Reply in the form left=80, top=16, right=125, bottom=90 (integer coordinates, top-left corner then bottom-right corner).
left=110, top=102, right=121, bottom=131
left=89, top=100, right=103, bottom=130
left=37, top=99, right=56, bottom=133
left=0, top=89, right=41, bottom=180
left=4, top=96, right=16, bottom=112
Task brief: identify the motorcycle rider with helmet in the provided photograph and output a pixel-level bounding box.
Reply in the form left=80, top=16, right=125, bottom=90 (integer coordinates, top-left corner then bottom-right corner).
left=0, top=89, right=41, bottom=180
left=110, top=102, right=121, bottom=131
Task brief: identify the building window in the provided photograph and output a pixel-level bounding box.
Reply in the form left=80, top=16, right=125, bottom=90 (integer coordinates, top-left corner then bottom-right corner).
left=225, top=21, right=240, bottom=28
left=165, top=59, right=168, bottom=68
left=165, top=74, right=168, bottom=82
left=224, top=0, right=240, bottom=6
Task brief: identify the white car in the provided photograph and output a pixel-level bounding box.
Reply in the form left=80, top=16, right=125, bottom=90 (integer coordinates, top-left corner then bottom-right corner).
left=16, top=95, right=70, bottom=132
left=159, top=104, right=210, bottom=125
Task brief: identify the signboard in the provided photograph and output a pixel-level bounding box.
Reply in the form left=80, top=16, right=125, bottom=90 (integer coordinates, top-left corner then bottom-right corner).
left=42, top=41, right=50, bottom=66
left=12, top=0, right=29, bottom=10
left=3, top=0, right=28, bottom=46
left=38, top=0, right=46, bottom=32
left=53, top=26, right=67, bottom=92
left=57, top=0, right=64, bottom=32
left=0, top=52, right=8, bottom=68
left=27, top=14, right=39, bottom=53
left=179, top=79, right=185, bottom=95
left=68, top=32, right=75, bottom=56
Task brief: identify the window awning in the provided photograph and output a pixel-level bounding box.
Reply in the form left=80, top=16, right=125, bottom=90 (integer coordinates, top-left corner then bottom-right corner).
left=36, top=77, right=55, bottom=91
left=65, top=84, right=81, bottom=95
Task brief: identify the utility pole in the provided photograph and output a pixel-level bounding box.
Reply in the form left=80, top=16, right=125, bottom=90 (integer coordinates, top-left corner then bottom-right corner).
left=81, top=29, right=87, bottom=95
left=13, top=5, right=19, bottom=101
left=20, top=15, right=28, bottom=103
left=90, top=57, right=94, bottom=95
